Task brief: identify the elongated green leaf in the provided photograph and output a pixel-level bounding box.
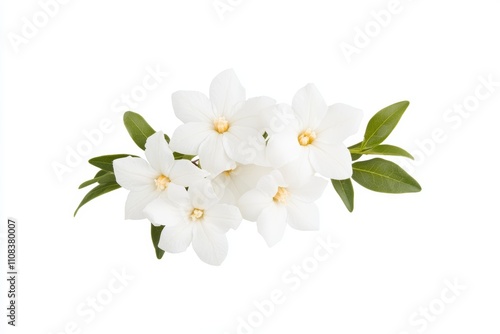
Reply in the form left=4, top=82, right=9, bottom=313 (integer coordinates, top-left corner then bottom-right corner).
left=151, top=224, right=165, bottom=259
left=352, top=158, right=421, bottom=193
left=362, top=101, right=409, bottom=149
left=348, top=142, right=363, bottom=161
left=74, top=182, right=121, bottom=216
left=88, top=154, right=136, bottom=172
left=78, top=172, right=116, bottom=189
left=95, top=169, right=108, bottom=178
left=360, top=145, right=414, bottom=159
left=331, top=179, right=354, bottom=212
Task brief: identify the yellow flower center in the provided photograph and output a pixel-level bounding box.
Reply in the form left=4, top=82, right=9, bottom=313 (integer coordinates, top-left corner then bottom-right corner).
left=273, top=187, right=289, bottom=204
left=298, top=128, right=317, bottom=146
left=214, top=116, right=230, bottom=134
left=190, top=208, right=205, bottom=221
left=154, top=174, right=170, bottom=191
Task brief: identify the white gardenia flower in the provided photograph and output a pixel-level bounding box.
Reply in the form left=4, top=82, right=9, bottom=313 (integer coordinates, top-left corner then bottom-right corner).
left=113, top=131, right=208, bottom=220
left=144, top=181, right=242, bottom=266
left=238, top=170, right=328, bottom=247
left=169, top=69, right=275, bottom=175
left=212, top=163, right=272, bottom=205
left=266, top=84, right=363, bottom=180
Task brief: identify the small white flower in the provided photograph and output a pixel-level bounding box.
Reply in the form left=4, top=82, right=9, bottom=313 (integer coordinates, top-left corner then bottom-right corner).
left=266, top=84, right=363, bottom=180
left=238, top=170, right=328, bottom=247
left=113, top=131, right=208, bottom=220
left=211, top=163, right=272, bottom=205
left=169, top=69, right=275, bottom=175
left=144, top=182, right=242, bottom=266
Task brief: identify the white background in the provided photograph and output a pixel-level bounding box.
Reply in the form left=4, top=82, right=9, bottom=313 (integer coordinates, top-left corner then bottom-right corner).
left=1, top=0, right=500, bottom=333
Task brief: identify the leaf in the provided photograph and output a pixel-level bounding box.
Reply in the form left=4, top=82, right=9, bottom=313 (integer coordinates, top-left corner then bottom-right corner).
left=352, top=158, right=421, bottom=193
left=78, top=172, right=116, bottom=189
left=331, top=179, right=354, bottom=212
left=360, top=145, right=414, bottom=159
left=349, top=142, right=363, bottom=161
left=173, top=152, right=196, bottom=161
left=362, top=101, right=409, bottom=149
left=74, top=182, right=121, bottom=216
left=151, top=224, right=165, bottom=259
left=88, top=154, right=136, bottom=172
left=123, top=111, right=159, bottom=149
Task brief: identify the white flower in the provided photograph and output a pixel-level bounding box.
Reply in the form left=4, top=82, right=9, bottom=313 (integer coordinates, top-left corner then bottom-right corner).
left=266, top=84, right=363, bottom=180
left=144, top=181, right=242, bottom=266
left=113, top=131, right=208, bottom=220
left=169, top=69, right=275, bottom=175
left=211, top=163, right=272, bottom=205
left=238, top=170, right=328, bottom=247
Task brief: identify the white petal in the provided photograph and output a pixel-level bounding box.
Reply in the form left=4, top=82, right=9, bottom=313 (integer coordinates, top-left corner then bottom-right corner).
left=292, top=83, right=327, bottom=128
left=223, top=126, right=266, bottom=165
left=198, top=134, right=235, bottom=175
left=188, top=179, right=221, bottom=210
left=125, top=187, right=159, bottom=220
left=204, top=204, right=242, bottom=232
left=113, top=157, right=157, bottom=191
left=158, top=224, right=193, bottom=253
left=192, top=223, right=229, bottom=266
left=209, top=69, right=246, bottom=116
left=145, top=131, right=174, bottom=174
left=172, top=90, right=215, bottom=123
left=169, top=122, right=214, bottom=155
left=165, top=183, right=191, bottom=208
left=310, top=141, right=353, bottom=179
left=266, top=131, right=301, bottom=168
left=230, top=164, right=273, bottom=200
left=280, top=149, right=315, bottom=184
left=287, top=176, right=328, bottom=202
left=264, top=103, right=300, bottom=135
left=168, top=159, right=209, bottom=187
left=316, top=103, right=363, bottom=142
left=286, top=200, right=320, bottom=231
left=230, top=96, right=276, bottom=129
left=257, top=205, right=288, bottom=247
left=144, top=197, right=185, bottom=227
left=238, top=189, right=273, bottom=222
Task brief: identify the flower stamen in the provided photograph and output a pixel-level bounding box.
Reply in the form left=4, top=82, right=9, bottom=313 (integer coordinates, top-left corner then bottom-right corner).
left=273, top=187, right=289, bottom=204
left=298, top=128, right=317, bottom=146
left=155, top=174, right=170, bottom=191
left=190, top=208, right=205, bottom=221
left=214, top=116, right=230, bottom=134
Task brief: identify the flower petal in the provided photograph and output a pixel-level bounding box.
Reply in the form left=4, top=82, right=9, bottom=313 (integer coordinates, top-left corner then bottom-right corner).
left=169, top=122, right=214, bottom=155
left=172, top=90, right=215, bottom=123
left=158, top=224, right=193, bottom=253
left=209, top=69, right=246, bottom=116
left=145, top=131, right=174, bottom=174
left=192, top=223, right=229, bottom=265
left=198, top=133, right=235, bottom=175
left=287, top=176, right=328, bottom=202
left=223, top=126, right=266, bottom=165
left=286, top=200, right=320, bottom=231
left=292, top=83, right=327, bottom=128
left=280, top=148, right=315, bottom=185
left=124, top=186, right=159, bottom=220
left=230, top=96, right=276, bottom=129
left=238, top=189, right=273, bottom=222
left=168, top=159, right=209, bottom=187
left=144, top=197, right=186, bottom=227
left=310, top=141, right=353, bottom=180
left=316, top=103, right=363, bottom=142
left=204, top=204, right=242, bottom=232
left=257, top=204, right=288, bottom=247
left=113, top=157, right=157, bottom=191
left=266, top=130, right=301, bottom=168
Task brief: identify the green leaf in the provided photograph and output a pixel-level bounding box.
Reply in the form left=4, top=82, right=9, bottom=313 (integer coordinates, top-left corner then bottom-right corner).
left=78, top=172, right=116, bottom=189
left=151, top=224, right=165, bottom=259
left=352, top=158, right=421, bottom=193
left=331, top=179, right=354, bottom=212
left=74, top=182, right=121, bottom=216
left=349, top=142, right=363, bottom=161
left=123, top=111, right=157, bottom=149
left=88, top=154, right=136, bottom=172
left=362, top=101, right=409, bottom=149
left=173, top=152, right=196, bottom=161
left=360, top=145, right=414, bottom=159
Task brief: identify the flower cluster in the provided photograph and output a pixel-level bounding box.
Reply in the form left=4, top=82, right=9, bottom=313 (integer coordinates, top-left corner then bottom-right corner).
left=76, top=69, right=421, bottom=266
